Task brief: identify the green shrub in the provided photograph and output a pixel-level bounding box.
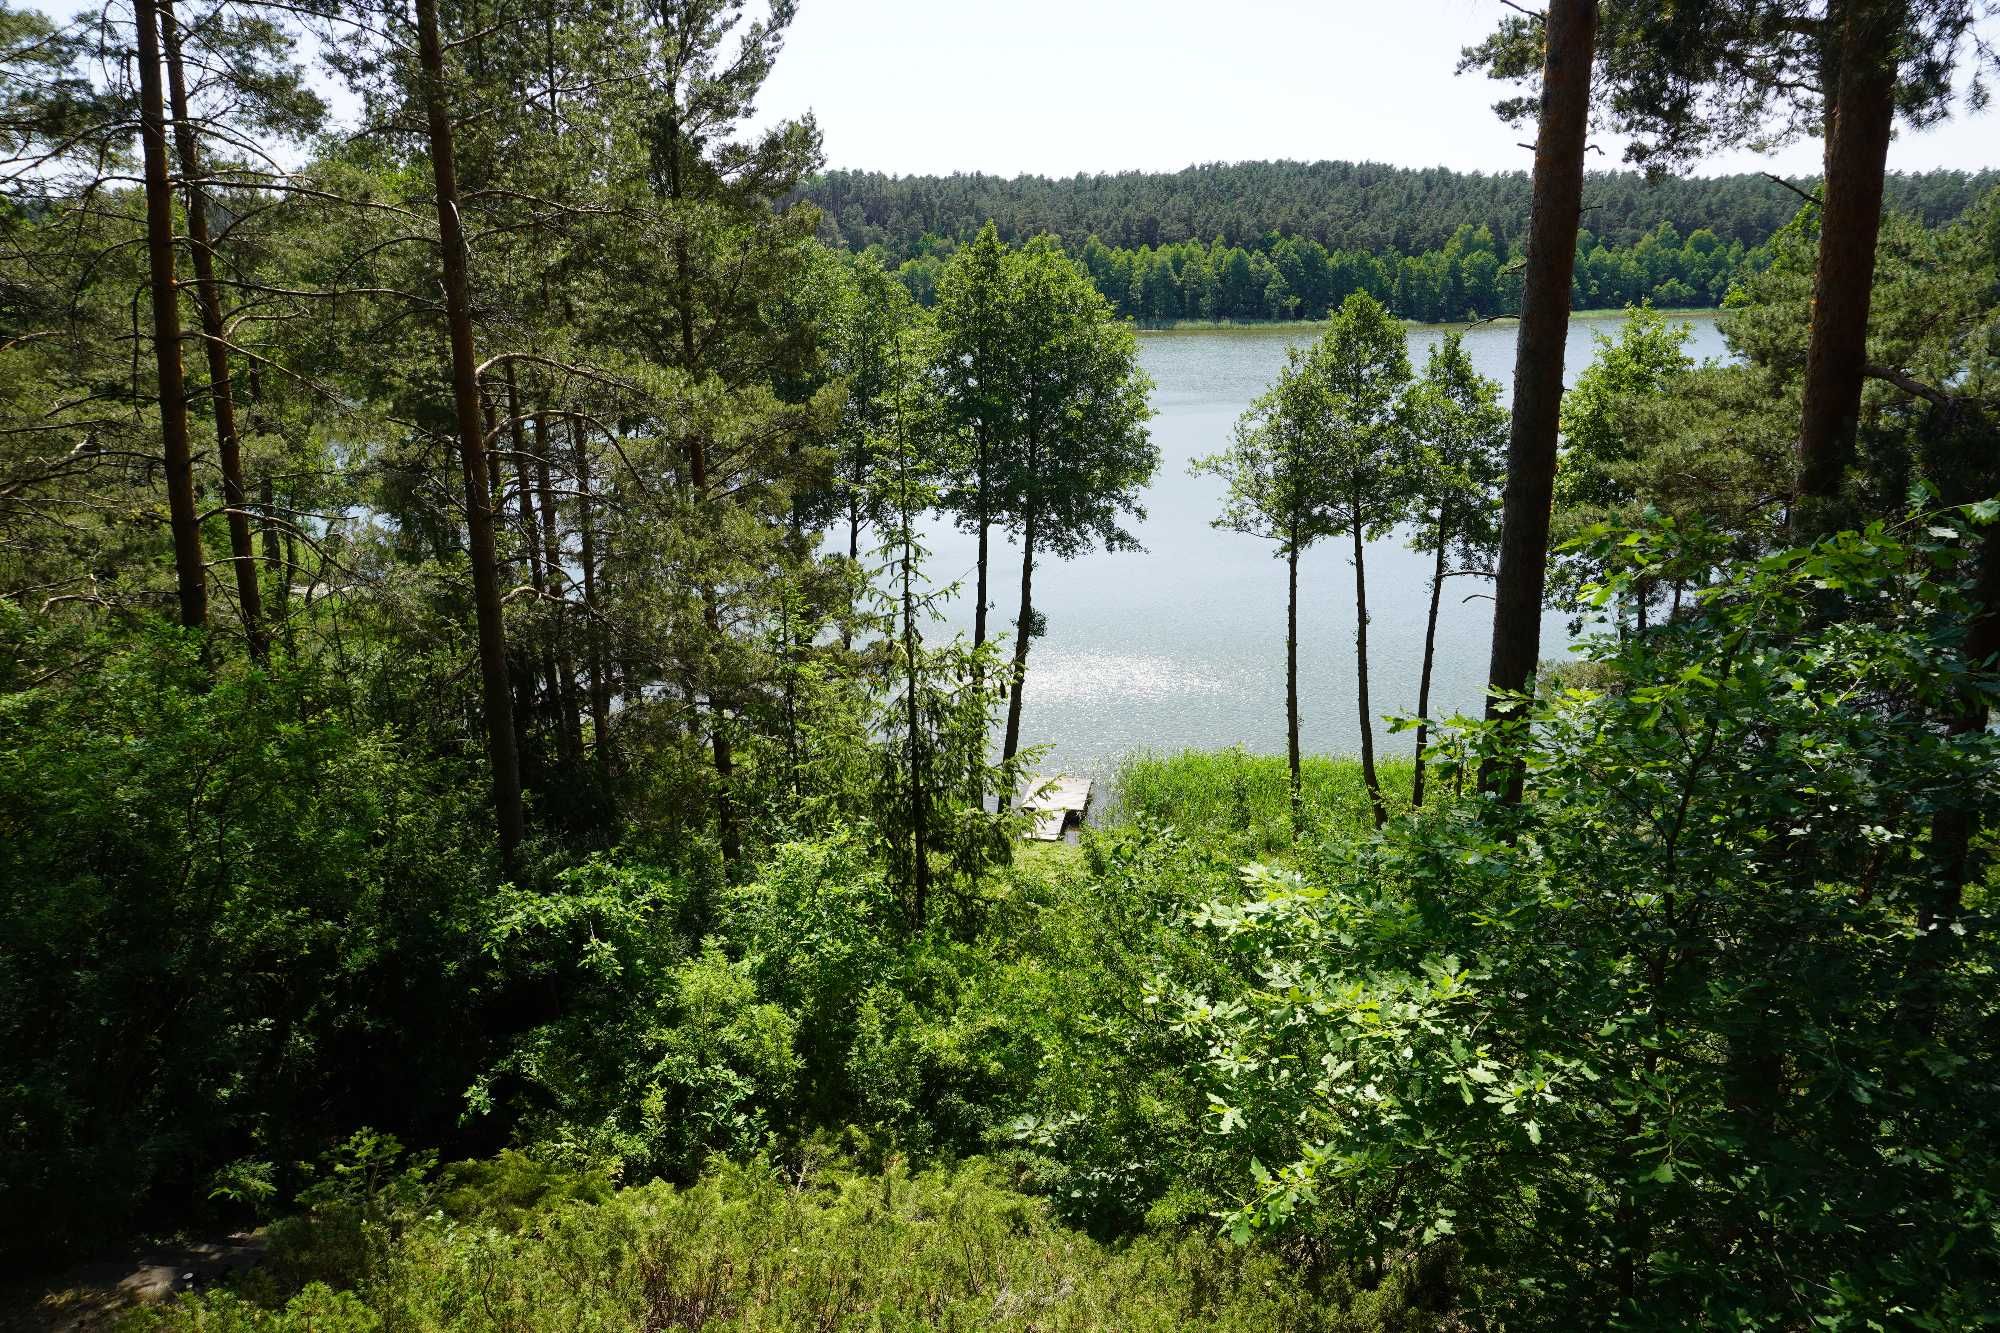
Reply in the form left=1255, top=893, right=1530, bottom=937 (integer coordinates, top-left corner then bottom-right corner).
left=0, top=617, right=492, bottom=1260
left=1173, top=517, right=2000, bottom=1327
left=130, top=1156, right=1456, bottom=1331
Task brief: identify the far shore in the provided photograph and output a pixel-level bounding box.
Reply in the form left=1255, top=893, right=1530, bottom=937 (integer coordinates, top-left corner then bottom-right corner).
left=1133, top=307, right=1721, bottom=334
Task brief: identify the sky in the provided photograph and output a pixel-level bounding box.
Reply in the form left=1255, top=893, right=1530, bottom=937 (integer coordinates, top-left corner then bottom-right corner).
left=29, top=0, right=2000, bottom=180
left=747, top=0, right=2000, bottom=179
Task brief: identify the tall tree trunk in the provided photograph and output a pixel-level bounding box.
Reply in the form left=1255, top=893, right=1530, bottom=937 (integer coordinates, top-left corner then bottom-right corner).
left=134, top=0, right=205, bottom=630
left=1796, top=0, right=1902, bottom=531
left=1286, top=540, right=1302, bottom=841
left=415, top=0, right=523, bottom=866
left=574, top=418, right=612, bottom=770
left=249, top=365, right=289, bottom=651
left=968, top=443, right=992, bottom=801
left=488, top=389, right=534, bottom=755
left=694, top=460, right=739, bottom=865
left=259, top=475, right=284, bottom=638
left=484, top=390, right=504, bottom=500
left=508, top=370, right=544, bottom=592
left=161, top=0, right=261, bottom=658
left=663, top=113, right=738, bottom=867
left=1483, top=0, right=1597, bottom=801
left=972, top=441, right=991, bottom=654
left=509, top=380, right=550, bottom=755
left=1413, top=527, right=1448, bottom=809
left=901, top=503, right=929, bottom=926
left=534, top=412, right=582, bottom=766
left=1351, top=513, right=1385, bottom=828
left=841, top=497, right=860, bottom=652
left=999, top=504, right=1037, bottom=808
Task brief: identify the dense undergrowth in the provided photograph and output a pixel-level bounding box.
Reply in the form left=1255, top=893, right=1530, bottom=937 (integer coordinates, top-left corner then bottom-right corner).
left=74, top=750, right=1442, bottom=1332
left=116, top=1153, right=1458, bottom=1332
left=9, top=522, right=2000, bottom=1332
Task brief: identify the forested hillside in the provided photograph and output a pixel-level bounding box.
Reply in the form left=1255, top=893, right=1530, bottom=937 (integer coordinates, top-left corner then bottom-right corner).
left=899, top=221, right=1761, bottom=324
left=799, top=160, right=2000, bottom=257
left=804, top=162, right=1999, bottom=323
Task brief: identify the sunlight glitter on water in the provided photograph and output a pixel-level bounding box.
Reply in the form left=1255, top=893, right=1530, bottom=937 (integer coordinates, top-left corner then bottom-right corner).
left=1025, top=651, right=1238, bottom=705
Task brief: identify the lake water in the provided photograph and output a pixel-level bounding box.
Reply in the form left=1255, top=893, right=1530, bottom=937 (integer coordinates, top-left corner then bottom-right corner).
left=919, top=312, right=1731, bottom=781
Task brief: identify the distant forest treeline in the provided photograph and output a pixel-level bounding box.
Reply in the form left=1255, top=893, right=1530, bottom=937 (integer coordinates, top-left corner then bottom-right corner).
left=798, top=160, right=2000, bottom=257
left=893, top=222, right=1748, bottom=324
left=798, top=161, right=2000, bottom=324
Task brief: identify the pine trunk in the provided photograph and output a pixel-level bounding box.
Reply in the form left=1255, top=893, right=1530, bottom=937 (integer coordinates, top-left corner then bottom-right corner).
left=509, top=372, right=544, bottom=592
left=161, top=0, right=261, bottom=658
left=664, top=113, right=737, bottom=867
left=574, top=418, right=612, bottom=769
left=902, top=507, right=929, bottom=925
left=968, top=447, right=991, bottom=801
left=1796, top=0, right=1901, bottom=530
left=513, top=388, right=554, bottom=758
left=534, top=412, right=581, bottom=766
left=259, top=476, right=284, bottom=638
left=415, top=0, right=523, bottom=865
left=841, top=501, right=860, bottom=652
left=1483, top=0, right=1597, bottom=801
left=134, top=0, right=206, bottom=631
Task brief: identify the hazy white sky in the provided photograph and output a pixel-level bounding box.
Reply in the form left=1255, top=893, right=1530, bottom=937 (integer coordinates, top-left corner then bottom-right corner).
left=33, top=0, right=1999, bottom=178
left=749, top=0, right=2000, bottom=179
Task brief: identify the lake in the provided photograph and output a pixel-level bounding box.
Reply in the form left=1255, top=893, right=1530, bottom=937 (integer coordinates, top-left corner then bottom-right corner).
left=918, top=312, right=1732, bottom=781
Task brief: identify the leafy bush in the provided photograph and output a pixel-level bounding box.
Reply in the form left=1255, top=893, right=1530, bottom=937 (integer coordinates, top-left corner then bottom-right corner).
left=474, top=853, right=800, bottom=1180
left=0, top=616, right=493, bottom=1260
left=1171, top=515, right=2000, bottom=1327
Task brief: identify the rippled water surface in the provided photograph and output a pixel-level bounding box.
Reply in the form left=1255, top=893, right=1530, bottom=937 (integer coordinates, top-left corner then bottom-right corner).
left=916, top=313, right=1732, bottom=779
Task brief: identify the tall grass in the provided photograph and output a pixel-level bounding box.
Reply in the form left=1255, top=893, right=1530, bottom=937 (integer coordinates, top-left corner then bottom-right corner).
left=1104, top=749, right=1417, bottom=856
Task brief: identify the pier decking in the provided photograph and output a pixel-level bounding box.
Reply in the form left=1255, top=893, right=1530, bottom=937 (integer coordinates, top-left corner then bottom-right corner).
left=1020, top=774, right=1091, bottom=840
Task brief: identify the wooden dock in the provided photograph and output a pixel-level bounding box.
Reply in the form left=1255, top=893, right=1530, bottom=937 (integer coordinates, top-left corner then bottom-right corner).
left=1020, top=774, right=1091, bottom=841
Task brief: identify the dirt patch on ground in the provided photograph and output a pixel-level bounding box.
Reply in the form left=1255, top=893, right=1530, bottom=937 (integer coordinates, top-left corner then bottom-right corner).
left=0, top=1234, right=265, bottom=1331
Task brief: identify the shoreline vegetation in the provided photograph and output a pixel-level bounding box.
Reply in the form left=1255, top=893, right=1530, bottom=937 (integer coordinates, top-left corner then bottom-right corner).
left=1131, top=306, right=1721, bottom=334
left=824, top=168, right=1998, bottom=328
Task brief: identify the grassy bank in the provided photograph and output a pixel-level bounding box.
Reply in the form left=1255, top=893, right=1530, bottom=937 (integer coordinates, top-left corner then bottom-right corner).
left=1107, top=749, right=1413, bottom=856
